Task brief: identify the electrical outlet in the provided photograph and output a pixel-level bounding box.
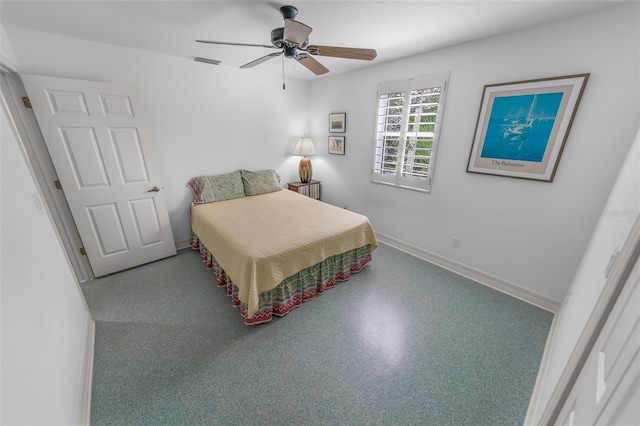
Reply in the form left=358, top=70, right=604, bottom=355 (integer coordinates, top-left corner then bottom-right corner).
left=452, top=237, right=462, bottom=248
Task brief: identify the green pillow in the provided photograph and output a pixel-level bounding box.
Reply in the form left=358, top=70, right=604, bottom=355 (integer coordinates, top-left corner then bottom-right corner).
left=241, top=169, right=281, bottom=196
left=187, top=170, right=245, bottom=205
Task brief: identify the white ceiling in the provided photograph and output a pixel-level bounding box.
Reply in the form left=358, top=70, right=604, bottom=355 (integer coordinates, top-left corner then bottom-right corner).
left=0, top=0, right=623, bottom=80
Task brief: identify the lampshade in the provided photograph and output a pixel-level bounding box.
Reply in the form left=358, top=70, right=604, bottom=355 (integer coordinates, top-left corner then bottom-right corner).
left=293, top=137, right=316, bottom=157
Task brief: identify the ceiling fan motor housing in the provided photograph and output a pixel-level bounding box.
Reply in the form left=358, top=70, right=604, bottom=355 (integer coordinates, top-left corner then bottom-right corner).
left=271, top=28, right=285, bottom=48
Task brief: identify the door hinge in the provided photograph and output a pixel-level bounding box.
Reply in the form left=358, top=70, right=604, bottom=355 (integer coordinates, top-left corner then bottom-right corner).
left=80, top=247, right=87, bottom=256
left=22, top=96, right=32, bottom=108
left=54, top=180, right=62, bottom=190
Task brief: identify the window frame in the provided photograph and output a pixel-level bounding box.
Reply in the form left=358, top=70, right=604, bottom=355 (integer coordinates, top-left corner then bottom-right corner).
left=370, top=72, right=449, bottom=193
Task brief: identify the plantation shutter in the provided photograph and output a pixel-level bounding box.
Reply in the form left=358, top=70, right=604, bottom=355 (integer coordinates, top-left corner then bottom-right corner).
left=372, top=72, right=448, bottom=192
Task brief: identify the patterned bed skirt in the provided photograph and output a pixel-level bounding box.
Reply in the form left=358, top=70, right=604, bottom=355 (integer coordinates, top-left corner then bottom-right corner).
left=191, top=232, right=373, bottom=325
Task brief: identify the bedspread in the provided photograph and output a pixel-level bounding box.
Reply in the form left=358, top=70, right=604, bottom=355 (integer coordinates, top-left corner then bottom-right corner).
left=191, top=189, right=378, bottom=318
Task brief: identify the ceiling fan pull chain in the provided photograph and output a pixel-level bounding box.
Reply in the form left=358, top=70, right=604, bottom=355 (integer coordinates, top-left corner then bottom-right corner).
left=282, top=54, right=286, bottom=90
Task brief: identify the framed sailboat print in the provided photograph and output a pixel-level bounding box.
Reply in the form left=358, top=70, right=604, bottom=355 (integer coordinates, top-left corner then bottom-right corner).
left=467, top=74, right=589, bottom=182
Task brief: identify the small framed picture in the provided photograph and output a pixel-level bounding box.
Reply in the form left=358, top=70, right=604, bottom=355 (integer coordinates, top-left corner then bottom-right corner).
left=329, top=113, right=346, bottom=133
left=467, top=73, right=589, bottom=182
left=328, top=136, right=345, bottom=155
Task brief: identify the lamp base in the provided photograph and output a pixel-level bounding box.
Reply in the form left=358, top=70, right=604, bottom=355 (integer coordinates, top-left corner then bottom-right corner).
left=299, top=157, right=312, bottom=183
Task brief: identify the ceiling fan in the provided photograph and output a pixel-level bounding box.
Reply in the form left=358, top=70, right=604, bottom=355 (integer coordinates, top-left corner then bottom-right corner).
left=195, top=5, right=377, bottom=76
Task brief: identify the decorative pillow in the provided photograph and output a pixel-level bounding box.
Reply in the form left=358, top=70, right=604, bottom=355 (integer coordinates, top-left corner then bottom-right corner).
left=241, top=169, right=281, bottom=196
left=187, top=170, right=245, bottom=205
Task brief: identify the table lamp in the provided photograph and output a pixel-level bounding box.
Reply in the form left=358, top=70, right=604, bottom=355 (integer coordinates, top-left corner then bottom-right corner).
left=293, top=136, right=316, bottom=183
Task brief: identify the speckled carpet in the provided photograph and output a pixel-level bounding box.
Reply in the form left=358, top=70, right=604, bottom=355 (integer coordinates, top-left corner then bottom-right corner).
left=81, top=243, right=553, bottom=425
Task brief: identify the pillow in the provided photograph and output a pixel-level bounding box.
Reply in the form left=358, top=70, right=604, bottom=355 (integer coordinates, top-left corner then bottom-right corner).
left=187, top=170, right=245, bottom=205
left=241, top=169, right=281, bottom=196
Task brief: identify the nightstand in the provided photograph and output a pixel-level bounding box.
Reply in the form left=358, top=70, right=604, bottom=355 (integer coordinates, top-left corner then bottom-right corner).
left=288, top=180, right=321, bottom=200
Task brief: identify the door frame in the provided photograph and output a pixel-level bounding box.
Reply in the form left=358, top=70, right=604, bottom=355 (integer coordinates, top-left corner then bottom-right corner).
left=0, top=62, right=94, bottom=282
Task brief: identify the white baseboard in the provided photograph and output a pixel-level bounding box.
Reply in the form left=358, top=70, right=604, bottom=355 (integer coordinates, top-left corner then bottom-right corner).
left=76, top=313, right=95, bottom=426
left=375, top=232, right=561, bottom=313
left=175, top=238, right=192, bottom=251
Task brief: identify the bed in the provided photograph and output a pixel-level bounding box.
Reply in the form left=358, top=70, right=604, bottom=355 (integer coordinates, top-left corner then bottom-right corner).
left=188, top=169, right=378, bottom=325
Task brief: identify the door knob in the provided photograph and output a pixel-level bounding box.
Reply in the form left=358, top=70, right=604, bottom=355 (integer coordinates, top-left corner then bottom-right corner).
left=147, top=186, right=161, bottom=192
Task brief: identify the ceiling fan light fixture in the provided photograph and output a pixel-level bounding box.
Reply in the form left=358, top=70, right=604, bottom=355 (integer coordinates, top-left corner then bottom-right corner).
left=284, top=46, right=297, bottom=58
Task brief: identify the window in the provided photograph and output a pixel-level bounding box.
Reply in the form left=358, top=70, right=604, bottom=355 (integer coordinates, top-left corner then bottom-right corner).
left=371, top=72, right=449, bottom=192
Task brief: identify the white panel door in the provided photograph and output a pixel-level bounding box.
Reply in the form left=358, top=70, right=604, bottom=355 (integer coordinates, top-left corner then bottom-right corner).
left=21, top=74, right=176, bottom=277
left=555, top=256, right=640, bottom=425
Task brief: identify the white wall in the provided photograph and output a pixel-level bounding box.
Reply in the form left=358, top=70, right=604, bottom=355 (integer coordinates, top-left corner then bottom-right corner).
left=1, top=81, right=91, bottom=424
left=308, top=3, right=640, bottom=303
left=531, top=126, right=640, bottom=423
left=0, top=25, right=17, bottom=65
left=2, top=27, right=312, bottom=243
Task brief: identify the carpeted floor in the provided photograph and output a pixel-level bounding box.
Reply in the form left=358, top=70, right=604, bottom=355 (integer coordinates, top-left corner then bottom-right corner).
left=81, top=243, right=553, bottom=425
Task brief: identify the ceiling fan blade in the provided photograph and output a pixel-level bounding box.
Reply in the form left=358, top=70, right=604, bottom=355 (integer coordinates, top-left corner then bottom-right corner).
left=240, top=52, right=283, bottom=69
left=196, top=40, right=279, bottom=50
left=295, top=53, right=329, bottom=75
left=193, top=57, right=221, bottom=65
left=307, top=45, right=377, bottom=60
left=283, top=19, right=312, bottom=46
